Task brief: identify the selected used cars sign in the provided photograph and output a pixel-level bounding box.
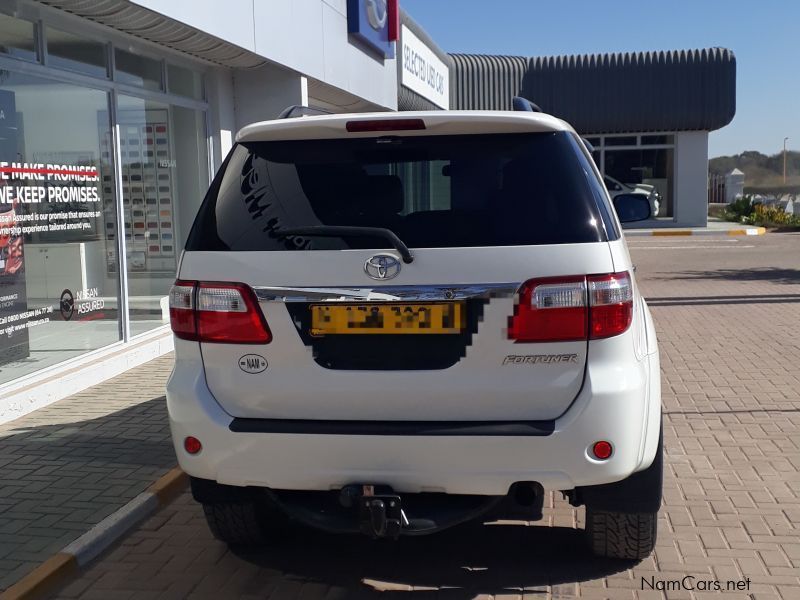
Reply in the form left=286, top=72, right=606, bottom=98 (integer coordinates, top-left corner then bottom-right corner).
left=401, top=25, right=449, bottom=109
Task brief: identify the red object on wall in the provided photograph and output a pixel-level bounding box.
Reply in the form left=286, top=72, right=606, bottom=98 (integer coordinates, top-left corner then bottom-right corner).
left=388, top=0, right=399, bottom=42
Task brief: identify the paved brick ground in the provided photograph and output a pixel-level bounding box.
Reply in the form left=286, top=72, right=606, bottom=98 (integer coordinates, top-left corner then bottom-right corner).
left=37, top=233, right=800, bottom=598
left=0, top=355, right=175, bottom=591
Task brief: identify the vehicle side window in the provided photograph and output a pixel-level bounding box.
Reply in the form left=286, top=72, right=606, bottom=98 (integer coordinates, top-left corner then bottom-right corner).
left=604, top=177, right=622, bottom=192
left=572, top=136, right=620, bottom=240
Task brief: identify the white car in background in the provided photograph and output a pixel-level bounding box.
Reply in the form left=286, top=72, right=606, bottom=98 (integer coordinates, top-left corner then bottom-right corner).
left=604, top=175, right=660, bottom=217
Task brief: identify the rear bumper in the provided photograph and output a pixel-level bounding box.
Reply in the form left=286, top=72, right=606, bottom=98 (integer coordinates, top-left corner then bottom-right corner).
left=167, top=336, right=661, bottom=496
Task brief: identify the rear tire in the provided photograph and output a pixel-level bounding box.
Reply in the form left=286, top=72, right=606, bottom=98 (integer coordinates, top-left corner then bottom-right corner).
left=586, top=508, right=657, bottom=560
left=202, top=500, right=284, bottom=546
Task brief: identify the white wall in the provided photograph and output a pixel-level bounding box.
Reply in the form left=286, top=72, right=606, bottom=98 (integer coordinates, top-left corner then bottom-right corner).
left=674, top=131, right=709, bottom=227
left=206, top=68, right=237, bottom=167
left=131, top=0, right=398, bottom=111
left=232, top=63, right=308, bottom=133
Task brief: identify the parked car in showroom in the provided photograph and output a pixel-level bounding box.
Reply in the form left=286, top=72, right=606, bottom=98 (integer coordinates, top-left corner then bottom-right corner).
left=604, top=175, right=660, bottom=217
left=166, top=100, right=662, bottom=560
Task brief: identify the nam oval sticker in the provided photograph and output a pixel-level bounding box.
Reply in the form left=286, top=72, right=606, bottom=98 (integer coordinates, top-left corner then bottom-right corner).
left=238, top=354, right=268, bottom=374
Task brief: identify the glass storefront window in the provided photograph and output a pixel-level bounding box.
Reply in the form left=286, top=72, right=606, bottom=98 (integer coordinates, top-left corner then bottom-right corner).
left=0, top=72, right=121, bottom=385
left=641, top=134, right=674, bottom=145
left=167, top=63, right=203, bottom=100
left=605, top=148, right=674, bottom=216
left=114, top=49, right=162, bottom=91
left=116, top=94, right=208, bottom=337
left=45, top=26, right=108, bottom=78
left=0, top=13, right=37, bottom=61
left=604, top=136, right=637, bottom=147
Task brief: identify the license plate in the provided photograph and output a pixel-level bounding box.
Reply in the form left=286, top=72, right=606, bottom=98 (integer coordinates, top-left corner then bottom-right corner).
left=310, top=302, right=465, bottom=336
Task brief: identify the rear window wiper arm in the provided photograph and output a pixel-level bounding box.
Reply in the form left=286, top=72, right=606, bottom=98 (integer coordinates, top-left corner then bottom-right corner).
left=276, top=226, right=414, bottom=264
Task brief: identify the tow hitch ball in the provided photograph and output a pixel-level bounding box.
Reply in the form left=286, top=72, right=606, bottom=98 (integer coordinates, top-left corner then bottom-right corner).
left=341, top=485, right=405, bottom=539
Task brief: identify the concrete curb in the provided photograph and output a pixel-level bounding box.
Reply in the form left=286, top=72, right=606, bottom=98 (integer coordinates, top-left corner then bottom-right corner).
left=625, top=226, right=766, bottom=237
left=0, top=468, right=187, bottom=600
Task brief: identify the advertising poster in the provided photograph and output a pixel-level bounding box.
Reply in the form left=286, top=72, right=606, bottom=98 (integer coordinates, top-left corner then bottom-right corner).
left=0, top=89, right=30, bottom=366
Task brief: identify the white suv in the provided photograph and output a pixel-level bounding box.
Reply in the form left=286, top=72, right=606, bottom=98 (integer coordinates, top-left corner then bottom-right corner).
left=604, top=175, right=661, bottom=218
left=167, top=106, right=662, bottom=560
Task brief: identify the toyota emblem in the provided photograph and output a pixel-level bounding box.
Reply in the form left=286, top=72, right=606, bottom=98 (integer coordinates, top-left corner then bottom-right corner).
left=366, top=0, right=388, bottom=30
left=364, top=254, right=401, bottom=280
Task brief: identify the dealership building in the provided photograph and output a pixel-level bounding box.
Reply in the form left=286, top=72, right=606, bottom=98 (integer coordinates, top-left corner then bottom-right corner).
left=0, top=0, right=736, bottom=420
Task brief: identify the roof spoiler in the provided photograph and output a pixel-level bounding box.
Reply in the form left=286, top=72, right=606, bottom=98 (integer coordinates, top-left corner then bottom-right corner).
left=277, top=104, right=334, bottom=119
left=512, top=96, right=542, bottom=113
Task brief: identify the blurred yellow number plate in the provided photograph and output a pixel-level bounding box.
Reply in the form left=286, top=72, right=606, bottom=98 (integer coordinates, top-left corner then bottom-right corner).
left=310, top=303, right=464, bottom=336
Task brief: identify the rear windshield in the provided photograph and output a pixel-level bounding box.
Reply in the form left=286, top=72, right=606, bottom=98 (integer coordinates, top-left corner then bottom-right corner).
left=186, top=131, right=614, bottom=252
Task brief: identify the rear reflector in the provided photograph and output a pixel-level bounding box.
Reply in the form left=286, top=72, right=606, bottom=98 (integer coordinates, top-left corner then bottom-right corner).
left=592, top=440, right=613, bottom=460
left=509, top=272, right=633, bottom=343
left=184, top=436, right=202, bottom=455
left=345, top=118, right=426, bottom=133
left=169, top=281, right=271, bottom=344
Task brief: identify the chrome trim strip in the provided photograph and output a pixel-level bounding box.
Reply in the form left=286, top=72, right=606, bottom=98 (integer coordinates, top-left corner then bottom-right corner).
left=253, top=283, right=520, bottom=303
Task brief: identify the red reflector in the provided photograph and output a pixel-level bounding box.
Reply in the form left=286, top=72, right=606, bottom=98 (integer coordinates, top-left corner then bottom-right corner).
left=184, top=436, right=202, bottom=455
left=592, top=441, right=613, bottom=460
left=346, top=119, right=426, bottom=133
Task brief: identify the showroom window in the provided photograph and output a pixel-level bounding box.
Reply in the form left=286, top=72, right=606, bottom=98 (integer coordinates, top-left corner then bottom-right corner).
left=114, top=48, right=162, bottom=91
left=116, top=94, right=208, bottom=336
left=0, top=13, right=37, bottom=61
left=589, top=134, right=675, bottom=218
left=0, top=72, right=120, bottom=385
left=45, top=26, right=109, bottom=78
left=0, top=11, right=209, bottom=385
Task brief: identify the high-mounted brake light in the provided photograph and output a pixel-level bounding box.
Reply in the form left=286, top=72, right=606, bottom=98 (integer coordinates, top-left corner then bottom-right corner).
left=345, top=118, right=426, bottom=133
left=169, top=281, right=271, bottom=344
left=508, top=272, right=633, bottom=343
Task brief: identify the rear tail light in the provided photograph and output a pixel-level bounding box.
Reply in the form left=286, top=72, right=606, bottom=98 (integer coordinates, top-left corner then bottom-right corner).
left=168, top=282, right=196, bottom=339
left=169, top=280, right=271, bottom=344
left=588, top=272, right=633, bottom=339
left=508, top=272, right=633, bottom=343
left=508, top=276, right=587, bottom=342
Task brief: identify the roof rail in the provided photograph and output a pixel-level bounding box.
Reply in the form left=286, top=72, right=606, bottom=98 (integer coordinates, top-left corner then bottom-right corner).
left=277, top=105, right=335, bottom=119
left=512, top=96, right=542, bottom=113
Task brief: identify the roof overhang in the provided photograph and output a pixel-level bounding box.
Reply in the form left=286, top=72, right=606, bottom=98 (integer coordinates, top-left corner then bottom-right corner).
left=37, top=0, right=267, bottom=68
left=452, top=48, right=736, bottom=133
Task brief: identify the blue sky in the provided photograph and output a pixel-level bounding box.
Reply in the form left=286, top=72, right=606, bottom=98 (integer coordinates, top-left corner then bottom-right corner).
left=401, top=0, right=799, bottom=158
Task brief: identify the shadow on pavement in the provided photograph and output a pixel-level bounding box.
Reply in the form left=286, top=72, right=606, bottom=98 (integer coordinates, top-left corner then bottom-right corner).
left=0, top=396, right=174, bottom=591
left=646, top=292, right=800, bottom=306
left=653, top=266, right=800, bottom=285
left=234, top=520, right=635, bottom=596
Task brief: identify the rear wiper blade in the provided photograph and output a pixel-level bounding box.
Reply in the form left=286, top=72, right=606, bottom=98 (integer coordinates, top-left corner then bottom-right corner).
left=276, top=226, right=414, bottom=264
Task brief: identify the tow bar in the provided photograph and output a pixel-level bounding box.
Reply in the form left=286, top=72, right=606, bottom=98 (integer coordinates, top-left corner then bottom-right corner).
left=343, top=484, right=401, bottom=539
left=267, top=484, right=511, bottom=538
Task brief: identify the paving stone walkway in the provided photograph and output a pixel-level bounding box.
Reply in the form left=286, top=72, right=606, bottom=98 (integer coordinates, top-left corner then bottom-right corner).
left=0, top=355, right=174, bottom=591
left=5, top=232, right=800, bottom=599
